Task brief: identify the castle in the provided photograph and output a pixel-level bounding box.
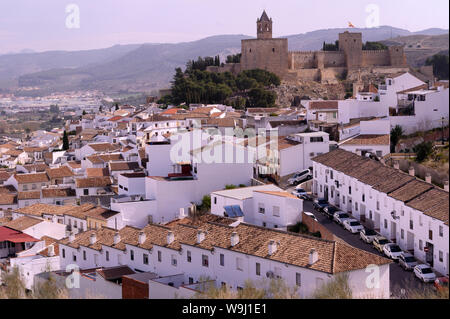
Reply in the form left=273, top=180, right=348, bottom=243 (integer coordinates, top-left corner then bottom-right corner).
left=208, top=11, right=409, bottom=83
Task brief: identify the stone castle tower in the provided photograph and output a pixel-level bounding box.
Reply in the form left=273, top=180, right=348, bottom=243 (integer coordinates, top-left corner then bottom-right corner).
left=257, top=10, right=273, bottom=39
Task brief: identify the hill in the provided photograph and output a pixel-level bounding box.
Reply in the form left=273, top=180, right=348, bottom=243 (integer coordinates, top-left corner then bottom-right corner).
left=2, top=26, right=448, bottom=94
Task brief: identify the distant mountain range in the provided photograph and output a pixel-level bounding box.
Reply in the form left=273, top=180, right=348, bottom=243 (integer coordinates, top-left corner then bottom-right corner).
left=1, top=25, right=447, bottom=95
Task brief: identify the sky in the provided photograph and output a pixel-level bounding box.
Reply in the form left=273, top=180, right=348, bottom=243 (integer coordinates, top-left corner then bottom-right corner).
left=0, top=0, right=448, bottom=54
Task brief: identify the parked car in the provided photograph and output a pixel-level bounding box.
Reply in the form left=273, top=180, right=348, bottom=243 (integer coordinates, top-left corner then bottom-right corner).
left=373, top=236, right=390, bottom=253
left=323, top=206, right=339, bottom=219
left=434, top=277, right=449, bottom=292
left=414, top=264, right=436, bottom=283
left=398, top=252, right=418, bottom=271
left=303, top=211, right=318, bottom=222
left=343, top=219, right=364, bottom=233
left=313, top=198, right=329, bottom=212
left=291, top=188, right=311, bottom=201
left=360, top=228, right=378, bottom=243
left=333, top=212, right=352, bottom=226
left=383, top=243, right=403, bottom=260
left=288, top=169, right=312, bottom=185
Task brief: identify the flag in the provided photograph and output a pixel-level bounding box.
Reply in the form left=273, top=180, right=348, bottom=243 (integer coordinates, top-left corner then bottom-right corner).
left=348, top=22, right=355, bottom=28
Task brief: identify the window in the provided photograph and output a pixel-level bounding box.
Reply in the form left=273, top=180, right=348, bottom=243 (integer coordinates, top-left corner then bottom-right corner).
left=343, top=196, right=346, bottom=204
left=273, top=206, right=280, bottom=217
left=362, top=194, right=365, bottom=202
left=348, top=186, right=351, bottom=194
left=189, top=277, right=194, bottom=285
left=62, top=249, right=65, bottom=258
left=171, top=255, right=177, bottom=266
left=369, top=211, right=373, bottom=220
left=256, top=263, right=261, bottom=276
left=410, top=220, right=413, bottom=230
left=384, top=219, right=388, bottom=229
left=296, top=273, right=301, bottom=286
left=157, top=251, right=162, bottom=262
left=187, top=250, right=192, bottom=263
left=401, top=229, right=404, bottom=239
left=221, top=282, right=226, bottom=288
left=83, top=189, right=89, bottom=196
left=214, top=197, right=217, bottom=205
left=262, top=222, right=267, bottom=227
left=439, top=225, right=443, bottom=237
left=310, top=136, right=324, bottom=143
left=258, top=203, right=265, bottom=214
left=143, top=253, right=149, bottom=265
left=236, top=257, right=243, bottom=271
left=106, top=251, right=109, bottom=261
left=376, top=201, right=380, bottom=210
left=320, top=185, right=322, bottom=192
left=429, top=230, right=433, bottom=240
left=355, top=202, right=358, bottom=211
left=439, top=251, right=443, bottom=262
left=202, top=255, right=209, bottom=267
left=130, top=249, right=134, bottom=261
left=419, top=240, right=423, bottom=251
left=72, top=253, right=77, bottom=262
left=220, top=253, right=225, bottom=266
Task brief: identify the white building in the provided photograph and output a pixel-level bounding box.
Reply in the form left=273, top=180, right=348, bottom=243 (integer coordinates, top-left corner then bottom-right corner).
left=58, top=215, right=391, bottom=298
left=312, top=149, right=449, bottom=276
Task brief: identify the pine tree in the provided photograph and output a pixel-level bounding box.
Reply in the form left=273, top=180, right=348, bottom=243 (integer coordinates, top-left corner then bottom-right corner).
left=62, top=130, right=69, bottom=150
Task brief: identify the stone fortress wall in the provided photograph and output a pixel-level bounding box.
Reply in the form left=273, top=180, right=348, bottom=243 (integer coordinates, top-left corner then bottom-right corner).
left=207, top=11, right=409, bottom=83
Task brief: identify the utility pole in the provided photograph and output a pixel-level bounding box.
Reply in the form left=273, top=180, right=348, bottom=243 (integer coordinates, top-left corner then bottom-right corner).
left=442, top=117, right=445, bottom=144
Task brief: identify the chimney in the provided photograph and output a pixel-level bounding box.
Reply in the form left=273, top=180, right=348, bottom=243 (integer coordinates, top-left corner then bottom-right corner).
left=408, top=166, right=415, bottom=177
left=179, top=208, right=185, bottom=217
left=113, top=232, right=121, bottom=245
left=167, top=231, right=175, bottom=245
left=138, top=231, right=146, bottom=245
left=89, top=233, right=97, bottom=245
left=268, top=240, right=277, bottom=256
left=230, top=232, right=239, bottom=247
left=47, top=245, right=55, bottom=257
left=309, top=249, right=319, bottom=265
left=444, top=181, right=449, bottom=192
left=393, top=161, right=400, bottom=170
left=97, top=197, right=101, bottom=207
left=69, top=232, right=76, bottom=243
left=425, top=173, right=432, bottom=184
left=197, top=230, right=205, bottom=244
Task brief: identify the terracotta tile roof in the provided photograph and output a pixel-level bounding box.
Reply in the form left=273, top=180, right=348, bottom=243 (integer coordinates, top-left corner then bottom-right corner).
left=18, top=191, right=41, bottom=200
left=42, top=187, right=76, bottom=198
left=313, top=149, right=448, bottom=224
left=46, top=166, right=75, bottom=179
left=86, top=168, right=110, bottom=177
left=108, top=161, right=140, bottom=171
left=22, top=163, right=49, bottom=172
left=23, top=146, right=47, bottom=153
left=397, top=84, right=429, bottom=94
left=14, top=173, right=49, bottom=184
left=15, top=203, right=76, bottom=217
left=59, top=215, right=390, bottom=274
left=309, top=101, right=338, bottom=110
left=86, top=153, right=123, bottom=164
left=0, top=185, right=17, bottom=194
left=63, top=203, right=97, bottom=219
left=206, top=118, right=236, bottom=128
left=268, top=120, right=307, bottom=128
left=0, top=194, right=17, bottom=205
left=0, top=171, right=11, bottom=181
left=107, top=116, right=124, bottom=122
left=5, top=216, right=43, bottom=231
left=341, top=134, right=390, bottom=146
left=76, top=176, right=112, bottom=188
left=86, top=207, right=119, bottom=221
left=66, top=161, right=81, bottom=169
left=87, top=143, right=121, bottom=152
left=97, top=265, right=135, bottom=280
left=247, top=108, right=280, bottom=114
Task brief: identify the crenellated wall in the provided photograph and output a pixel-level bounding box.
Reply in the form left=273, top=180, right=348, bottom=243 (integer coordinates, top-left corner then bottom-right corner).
left=362, top=50, right=390, bottom=67
left=289, top=51, right=316, bottom=69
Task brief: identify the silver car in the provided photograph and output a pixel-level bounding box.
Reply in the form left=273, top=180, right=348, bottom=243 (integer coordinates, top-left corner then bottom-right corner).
left=398, top=252, right=418, bottom=271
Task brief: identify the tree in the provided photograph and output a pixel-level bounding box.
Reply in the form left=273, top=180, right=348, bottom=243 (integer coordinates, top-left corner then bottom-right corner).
left=362, top=41, right=388, bottom=50
left=0, top=267, right=27, bottom=299
left=311, top=274, right=352, bottom=299
left=414, top=141, right=433, bottom=162
left=115, top=103, right=119, bottom=111
left=62, top=130, right=69, bottom=150
left=82, top=110, right=86, bottom=116
left=425, top=54, right=449, bottom=80
left=390, top=125, right=404, bottom=153
left=99, top=105, right=103, bottom=113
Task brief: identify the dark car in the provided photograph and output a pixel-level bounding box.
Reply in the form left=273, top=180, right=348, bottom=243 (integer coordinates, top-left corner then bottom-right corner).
left=313, top=198, right=329, bottom=212
left=323, top=206, right=339, bottom=219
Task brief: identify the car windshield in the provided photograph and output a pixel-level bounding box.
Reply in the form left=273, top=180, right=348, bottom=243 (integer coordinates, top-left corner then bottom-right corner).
left=350, top=221, right=361, bottom=226
left=404, top=257, right=416, bottom=263
left=364, top=229, right=377, bottom=236
left=318, top=199, right=327, bottom=204
left=297, top=189, right=306, bottom=193
left=390, top=245, right=401, bottom=252
left=379, top=239, right=389, bottom=244
left=339, top=214, right=349, bottom=218
left=421, top=268, right=433, bottom=274
left=327, top=207, right=337, bottom=213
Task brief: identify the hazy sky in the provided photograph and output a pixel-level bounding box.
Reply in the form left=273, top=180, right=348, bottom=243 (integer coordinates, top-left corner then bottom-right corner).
left=0, top=0, right=448, bottom=54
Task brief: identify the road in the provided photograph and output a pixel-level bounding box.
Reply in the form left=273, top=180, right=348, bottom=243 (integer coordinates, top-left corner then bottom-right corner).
left=287, top=184, right=432, bottom=297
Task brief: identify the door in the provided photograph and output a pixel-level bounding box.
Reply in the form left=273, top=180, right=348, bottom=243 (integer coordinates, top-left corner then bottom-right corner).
left=374, top=212, right=381, bottom=230
left=347, top=197, right=352, bottom=213
left=425, top=243, right=434, bottom=267
left=390, top=221, right=397, bottom=242
left=324, top=186, right=329, bottom=201
left=406, top=231, right=414, bottom=253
